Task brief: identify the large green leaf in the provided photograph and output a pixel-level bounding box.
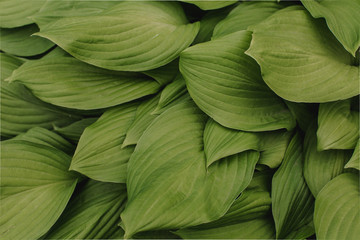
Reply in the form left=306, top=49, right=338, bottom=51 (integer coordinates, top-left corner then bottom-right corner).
left=246, top=6, right=359, bottom=103
left=121, top=100, right=259, bottom=237
left=180, top=0, right=237, bottom=10
left=345, top=139, right=360, bottom=170
left=212, top=1, right=284, bottom=39
left=34, top=1, right=200, bottom=71
left=272, top=133, right=315, bottom=239
left=0, top=24, right=54, bottom=57
left=180, top=30, right=295, bottom=131
left=317, top=99, right=359, bottom=150
left=304, top=124, right=351, bottom=197
left=314, top=173, right=360, bottom=240
left=70, top=103, right=138, bottom=183
left=54, top=118, right=98, bottom=143
left=142, top=59, right=179, bottom=86
left=204, top=118, right=292, bottom=168
left=1, top=54, right=81, bottom=138
left=44, top=180, right=126, bottom=239
left=301, top=0, right=360, bottom=56
left=0, top=0, right=45, bottom=28
left=285, top=101, right=318, bottom=132
left=0, top=140, right=78, bottom=240
left=7, top=55, right=160, bottom=110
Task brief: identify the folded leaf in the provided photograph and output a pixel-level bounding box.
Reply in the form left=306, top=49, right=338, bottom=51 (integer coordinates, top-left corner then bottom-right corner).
left=272, top=133, right=315, bottom=239
left=35, top=1, right=200, bottom=71
left=304, top=124, right=351, bottom=197
left=180, top=0, right=237, bottom=10
left=180, top=30, right=295, bottom=131
left=70, top=103, right=138, bottom=183
left=0, top=0, right=45, bottom=28
left=345, top=139, right=360, bottom=170
left=212, top=1, right=284, bottom=39
left=0, top=24, right=54, bottom=56
left=54, top=118, right=98, bottom=143
left=246, top=6, right=360, bottom=103
left=301, top=0, right=360, bottom=56
left=314, top=173, right=360, bottom=240
left=317, top=99, right=359, bottom=150
left=44, top=180, right=127, bottom=239
left=7, top=55, right=160, bottom=110
left=0, top=140, right=78, bottom=240
left=121, top=100, right=259, bottom=237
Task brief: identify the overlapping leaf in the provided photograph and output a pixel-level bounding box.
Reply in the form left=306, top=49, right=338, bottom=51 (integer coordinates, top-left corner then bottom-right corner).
left=345, top=139, right=360, bottom=170
left=54, top=118, right=98, bottom=143
left=70, top=103, right=138, bottom=183
left=34, top=1, right=200, bottom=71
left=0, top=140, right=78, bottom=240
left=246, top=6, right=360, bottom=103
left=180, top=30, right=295, bottom=131
left=314, top=173, right=360, bottom=240
left=301, top=0, right=360, bottom=56
left=7, top=54, right=160, bottom=110
left=180, top=0, right=237, bottom=10
left=121, top=100, right=259, bottom=237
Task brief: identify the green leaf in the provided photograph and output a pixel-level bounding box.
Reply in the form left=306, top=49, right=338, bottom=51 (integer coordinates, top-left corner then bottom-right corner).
left=246, top=6, right=360, bottom=103
left=0, top=0, right=45, bottom=28
left=0, top=24, right=54, bottom=57
left=34, top=1, right=200, bottom=71
left=7, top=55, right=160, bottom=110
left=142, top=59, right=179, bottom=86
left=345, top=139, right=360, bottom=170
left=0, top=52, right=23, bottom=80
left=317, top=99, right=359, bottom=150
left=301, top=0, right=360, bottom=56
left=54, top=118, right=98, bottom=143
left=180, top=30, right=295, bottom=131
left=304, top=124, right=351, bottom=197
left=44, top=180, right=127, bottom=239
left=122, top=95, right=160, bottom=148
left=180, top=0, right=237, bottom=10
left=204, top=118, right=292, bottom=168
left=272, top=133, right=315, bottom=239
left=212, top=1, right=284, bottom=39
left=0, top=140, right=78, bottom=240
left=70, top=103, right=138, bottom=183
left=121, top=100, right=259, bottom=237
left=314, top=173, right=360, bottom=240
left=285, top=101, right=318, bottom=132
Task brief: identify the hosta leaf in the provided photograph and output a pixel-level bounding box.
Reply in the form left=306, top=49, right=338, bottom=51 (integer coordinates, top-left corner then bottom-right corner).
left=152, top=92, right=191, bottom=115
left=204, top=119, right=292, bottom=168
left=345, top=139, right=360, bottom=170
left=44, top=180, right=127, bottom=239
left=301, top=0, right=360, bottom=56
left=54, top=118, right=98, bottom=143
left=35, top=1, right=200, bottom=71
left=304, top=124, right=351, bottom=197
left=7, top=55, right=160, bottom=110
left=121, top=100, right=259, bottom=237
left=246, top=6, right=360, bottom=103
left=180, top=0, right=237, bottom=10
left=122, top=95, right=160, bottom=148
left=0, top=0, right=45, bottom=28
left=70, top=103, right=138, bottom=183
left=212, top=1, right=284, bottom=39
left=0, top=52, right=23, bottom=80
left=317, top=99, right=359, bottom=150
left=1, top=55, right=81, bottom=138
left=285, top=101, right=318, bottom=132
left=11, top=127, right=74, bottom=155
left=314, top=173, right=360, bottom=240
left=142, top=59, right=179, bottom=86
left=272, top=133, right=315, bottom=239
left=180, top=30, right=295, bottom=131
left=0, top=24, right=54, bottom=57
left=0, top=140, right=78, bottom=240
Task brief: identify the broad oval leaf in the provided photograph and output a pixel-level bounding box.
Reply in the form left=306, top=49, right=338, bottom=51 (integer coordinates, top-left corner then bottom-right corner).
left=301, top=0, right=360, bottom=56
left=317, top=99, right=359, bottom=150
left=0, top=24, right=54, bottom=57
left=180, top=30, right=295, bottom=131
left=71, top=103, right=138, bottom=183
left=0, top=140, right=78, bottom=240
left=44, top=180, right=127, bottom=239
left=345, top=139, right=360, bottom=170
left=246, top=6, right=360, bottom=103
left=314, top=173, right=360, bottom=240
left=272, top=133, right=315, bottom=239
left=121, top=100, right=259, bottom=237
left=7, top=55, right=160, bottom=110
left=180, top=0, right=237, bottom=10
left=35, top=1, right=200, bottom=71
